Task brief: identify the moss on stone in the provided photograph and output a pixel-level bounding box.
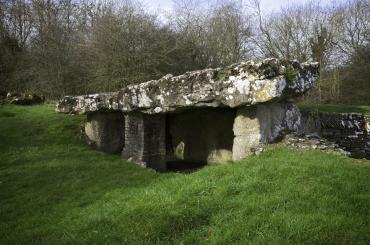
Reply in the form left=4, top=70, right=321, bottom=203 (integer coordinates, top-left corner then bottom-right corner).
left=285, top=64, right=297, bottom=83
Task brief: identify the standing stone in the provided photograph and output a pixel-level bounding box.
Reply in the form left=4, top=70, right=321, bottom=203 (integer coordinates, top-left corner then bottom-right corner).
left=84, top=111, right=124, bottom=153
left=232, top=107, right=261, bottom=160
left=122, top=112, right=166, bottom=171
left=232, top=102, right=301, bottom=160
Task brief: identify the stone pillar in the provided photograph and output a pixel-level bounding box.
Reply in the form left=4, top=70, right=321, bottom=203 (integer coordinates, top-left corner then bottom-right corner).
left=122, top=112, right=166, bottom=171
left=84, top=111, right=125, bottom=154
left=232, top=107, right=261, bottom=160
left=232, top=102, right=301, bottom=161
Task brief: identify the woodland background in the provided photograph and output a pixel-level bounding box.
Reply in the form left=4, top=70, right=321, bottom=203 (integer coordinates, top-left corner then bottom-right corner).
left=0, top=0, right=369, bottom=104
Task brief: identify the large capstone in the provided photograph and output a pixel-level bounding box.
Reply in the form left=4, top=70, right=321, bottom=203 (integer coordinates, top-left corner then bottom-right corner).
left=56, top=58, right=319, bottom=115
left=56, top=92, right=119, bottom=114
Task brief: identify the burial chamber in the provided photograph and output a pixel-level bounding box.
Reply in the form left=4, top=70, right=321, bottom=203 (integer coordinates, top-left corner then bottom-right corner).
left=56, top=58, right=319, bottom=171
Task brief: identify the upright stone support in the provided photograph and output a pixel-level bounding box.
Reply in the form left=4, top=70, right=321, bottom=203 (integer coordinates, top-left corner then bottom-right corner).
left=122, top=112, right=166, bottom=171
left=232, top=107, right=261, bottom=160
left=84, top=111, right=124, bottom=154
left=232, top=102, right=301, bottom=161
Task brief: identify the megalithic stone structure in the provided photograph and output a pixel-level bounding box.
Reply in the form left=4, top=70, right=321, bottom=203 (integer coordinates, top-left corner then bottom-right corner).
left=56, top=58, right=319, bottom=171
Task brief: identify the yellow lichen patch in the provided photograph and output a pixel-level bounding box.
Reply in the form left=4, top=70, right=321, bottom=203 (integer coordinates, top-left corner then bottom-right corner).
left=255, top=83, right=274, bottom=102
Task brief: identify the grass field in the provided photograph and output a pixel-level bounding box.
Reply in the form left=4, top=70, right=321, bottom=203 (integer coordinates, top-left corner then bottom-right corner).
left=299, top=104, right=370, bottom=115
left=0, top=104, right=370, bottom=244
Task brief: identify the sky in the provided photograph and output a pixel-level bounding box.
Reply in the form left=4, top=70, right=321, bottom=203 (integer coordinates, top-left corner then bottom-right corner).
left=141, top=0, right=333, bottom=14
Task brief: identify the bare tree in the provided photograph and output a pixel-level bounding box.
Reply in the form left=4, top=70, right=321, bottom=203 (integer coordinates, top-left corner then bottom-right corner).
left=332, top=0, right=369, bottom=60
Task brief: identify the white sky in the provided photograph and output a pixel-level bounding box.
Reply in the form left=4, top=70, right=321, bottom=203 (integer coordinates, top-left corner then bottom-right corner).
left=141, top=0, right=333, bottom=13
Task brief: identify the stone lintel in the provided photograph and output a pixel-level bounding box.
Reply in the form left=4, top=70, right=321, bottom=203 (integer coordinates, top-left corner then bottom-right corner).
left=56, top=58, right=319, bottom=114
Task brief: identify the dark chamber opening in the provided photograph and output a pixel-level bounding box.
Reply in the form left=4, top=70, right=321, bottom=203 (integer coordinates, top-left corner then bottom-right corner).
left=165, top=107, right=236, bottom=172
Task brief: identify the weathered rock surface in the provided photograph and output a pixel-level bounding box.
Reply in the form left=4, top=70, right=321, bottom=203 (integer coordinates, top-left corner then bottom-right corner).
left=56, top=58, right=319, bottom=114
left=274, top=133, right=350, bottom=156
left=84, top=111, right=125, bottom=153
left=55, top=58, right=322, bottom=171
left=121, top=112, right=167, bottom=171
left=232, top=102, right=301, bottom=160
left=300, top=111, right=370, bottom=159
left=56, top=92, right=119, bottom=114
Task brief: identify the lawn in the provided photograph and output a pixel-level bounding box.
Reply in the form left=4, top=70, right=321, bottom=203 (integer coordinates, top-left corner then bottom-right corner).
left=299, top=104, right=370, bottom=115
left=0, top=104, right=369, bottom=244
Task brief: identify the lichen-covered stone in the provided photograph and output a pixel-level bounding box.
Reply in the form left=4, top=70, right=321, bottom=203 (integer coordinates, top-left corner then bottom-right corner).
left=56, top=92, right=119, bottom=114
left=55, top=58, right=320, bottom=170
left=273, top=133, right=350, bottom=156
left=56, top=58, right=319, bottom=114
left=300, top=111, right=370, bottom=159
left=232, top=102, right=301, bottom=160
left=84, top=111, right=124, bottom=153
left=257, top=102, right=301, bottom=143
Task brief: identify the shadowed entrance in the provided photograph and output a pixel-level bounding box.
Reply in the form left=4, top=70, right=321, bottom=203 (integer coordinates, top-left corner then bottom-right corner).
left=166, top=107, right=236, bottom=172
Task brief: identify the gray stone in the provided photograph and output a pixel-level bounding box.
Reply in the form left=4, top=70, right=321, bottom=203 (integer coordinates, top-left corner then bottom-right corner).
left=56, top=92, right=119, bottom=114
left=56, top=58, right=319, bottom=114
left=232, top=102, right=301, bottom=160
left=54, top=58, right=323, bottom=170
left=122, top=112, right=166, bottom=171
left=274, top=133, right=350, bottom=156
left=84, top=111, right=124, bottom=154
left=232, top=107, right=261, bottom=160
left=300, top=111, right=370, bottom=159
left=257, top=102, right=301, bottom=143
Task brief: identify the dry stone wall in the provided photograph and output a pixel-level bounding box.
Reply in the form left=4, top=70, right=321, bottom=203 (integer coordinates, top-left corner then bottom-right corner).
left=122, top=112, right=167, bottom=171
left=300, top=111, right=370, bottom=159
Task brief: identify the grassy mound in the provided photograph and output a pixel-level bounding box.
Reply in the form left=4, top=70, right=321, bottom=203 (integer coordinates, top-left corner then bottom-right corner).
left=0, top=105, right=369, bottom=244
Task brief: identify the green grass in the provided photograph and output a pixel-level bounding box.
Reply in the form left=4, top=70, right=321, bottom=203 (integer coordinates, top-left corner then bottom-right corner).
left=299, top=104, right=370, bottom=115
left=1, top=105, right=370, bottom=244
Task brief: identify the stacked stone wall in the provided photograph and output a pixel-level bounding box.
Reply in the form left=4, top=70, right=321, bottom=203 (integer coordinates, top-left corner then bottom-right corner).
left=122, top=112, right=166, bottom=171
left=300, top=111, right=370, bottom=159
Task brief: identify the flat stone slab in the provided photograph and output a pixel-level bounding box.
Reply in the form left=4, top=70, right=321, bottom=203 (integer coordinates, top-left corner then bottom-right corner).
left=56, top=92, right=119, bottom=114
left=56, top=58, right=319, bottom=114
